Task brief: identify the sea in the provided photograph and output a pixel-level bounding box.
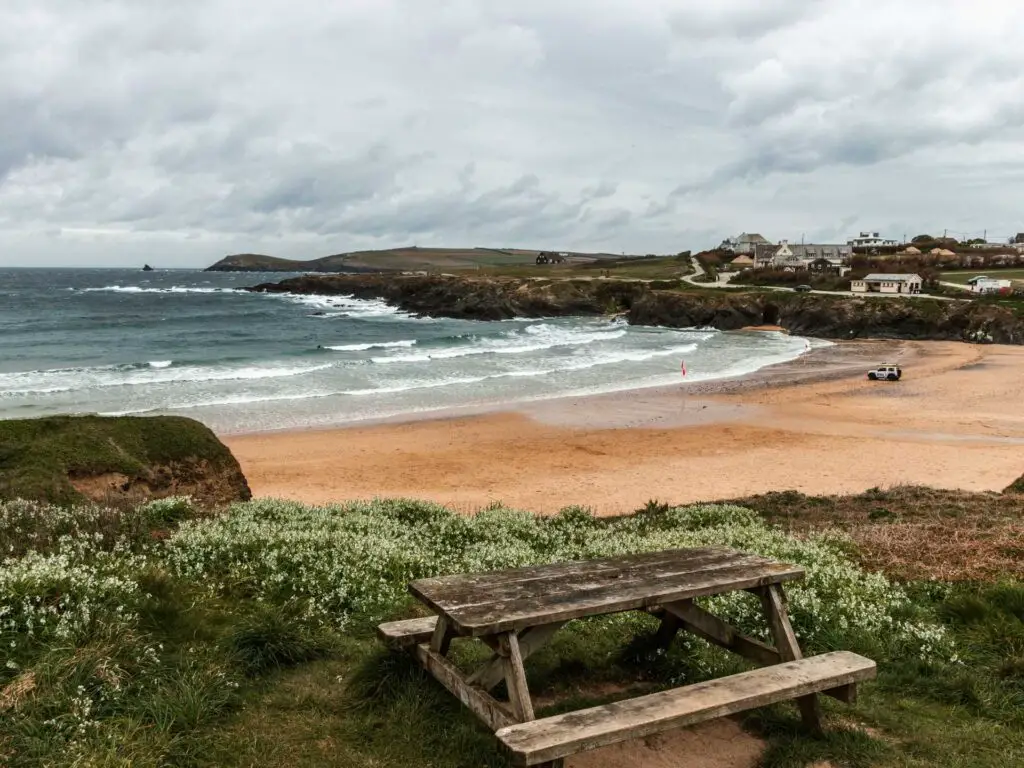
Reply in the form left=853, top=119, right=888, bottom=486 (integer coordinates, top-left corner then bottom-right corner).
left=0, top=269, right=821, bottom=434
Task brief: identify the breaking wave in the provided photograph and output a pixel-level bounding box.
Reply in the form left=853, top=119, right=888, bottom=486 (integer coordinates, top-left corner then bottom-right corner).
left=327, top=340, right=417, bottom=352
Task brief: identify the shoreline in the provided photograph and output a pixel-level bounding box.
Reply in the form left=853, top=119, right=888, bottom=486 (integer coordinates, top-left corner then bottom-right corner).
left=224, top=339, right=1024, bottom=514
left=218, top=332, right=869, bottom=438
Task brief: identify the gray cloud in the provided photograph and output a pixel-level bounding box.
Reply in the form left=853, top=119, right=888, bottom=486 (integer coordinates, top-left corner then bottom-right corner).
left=2, top=0, right=1024, bottom=266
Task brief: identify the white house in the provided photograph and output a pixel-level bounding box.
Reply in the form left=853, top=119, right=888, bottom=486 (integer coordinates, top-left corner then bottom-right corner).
left=848, top=232, right=899, bottom=249
left=967, top=276, right=1013, bottom=294
left=850, top=273, right=923, bottom=295
left=763, top=240, right=852, bottom=270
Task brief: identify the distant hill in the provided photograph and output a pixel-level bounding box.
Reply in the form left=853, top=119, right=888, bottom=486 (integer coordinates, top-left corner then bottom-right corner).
left=204, top=247, right=628, bottom=273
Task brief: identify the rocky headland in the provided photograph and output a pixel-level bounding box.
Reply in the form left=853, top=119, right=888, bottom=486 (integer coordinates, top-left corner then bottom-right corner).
left=245, top=273, right=1024, bottom=344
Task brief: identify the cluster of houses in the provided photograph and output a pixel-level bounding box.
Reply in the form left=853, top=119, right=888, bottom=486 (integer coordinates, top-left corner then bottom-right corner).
left=534, top=251, right=568, bottom=265
left=718, top=233, right=854, bottom=275
left=720, top=231, right=1024, bottom=273
left=716, top=230, right=1023, bottom=296
left=718, top=231, right=926, bottom=295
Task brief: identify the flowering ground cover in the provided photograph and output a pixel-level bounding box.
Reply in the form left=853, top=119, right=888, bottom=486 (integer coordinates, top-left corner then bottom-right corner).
left=2, top=496, right=1022, bottom=767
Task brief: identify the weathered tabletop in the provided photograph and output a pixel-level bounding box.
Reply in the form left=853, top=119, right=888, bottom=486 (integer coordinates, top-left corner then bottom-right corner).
left=409, top=546, right=804, bottom=636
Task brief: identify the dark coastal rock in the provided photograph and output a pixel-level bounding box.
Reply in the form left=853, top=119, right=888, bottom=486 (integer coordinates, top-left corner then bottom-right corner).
left=247, top=274, right=646, bottom=321
left=244, top=274, right=1024, bottom=345
left=142, top=264, right=154, bottom=271
left=776, top=295, right=1024, bottom=345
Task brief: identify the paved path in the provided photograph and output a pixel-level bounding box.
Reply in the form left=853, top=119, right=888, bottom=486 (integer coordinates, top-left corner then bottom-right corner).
left=682, top=261, right=746, bottom=289
left=938, top=281, right=972, bottom=292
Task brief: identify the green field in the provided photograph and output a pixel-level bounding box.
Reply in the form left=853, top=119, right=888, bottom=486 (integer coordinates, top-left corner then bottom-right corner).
left=939, top=269, right=1024, bottom=285
left=463, top=253, right=694, bottom=280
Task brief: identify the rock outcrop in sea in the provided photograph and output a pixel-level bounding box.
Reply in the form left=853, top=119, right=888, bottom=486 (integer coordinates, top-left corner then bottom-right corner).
left=245, top=274, right=1024, bottom=345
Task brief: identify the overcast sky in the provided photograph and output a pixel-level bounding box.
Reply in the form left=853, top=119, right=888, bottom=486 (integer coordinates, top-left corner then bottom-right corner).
left=2, top=0, right=1024, bottom=267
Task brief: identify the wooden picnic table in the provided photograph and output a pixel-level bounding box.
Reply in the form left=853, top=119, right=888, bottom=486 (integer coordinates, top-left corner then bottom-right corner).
left=378, top=546, right=876, bottom=767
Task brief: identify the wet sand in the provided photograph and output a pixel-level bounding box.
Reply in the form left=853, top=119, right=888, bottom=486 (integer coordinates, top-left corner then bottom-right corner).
left=224, top=340, right=1024, bottom=515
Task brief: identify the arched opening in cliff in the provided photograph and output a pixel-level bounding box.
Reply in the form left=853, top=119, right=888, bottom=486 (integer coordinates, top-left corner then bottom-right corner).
left=762, top=304, right=780, bottom=326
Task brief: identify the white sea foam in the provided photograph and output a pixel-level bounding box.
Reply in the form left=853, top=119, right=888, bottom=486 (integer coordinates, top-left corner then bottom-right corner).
left=98, top=391, right=339, bottom=416
left=0, top=360, right=335, bottom=393
left=149, top=360, right=173, bottom=368
left=345, top=343, right=700, bottom=396
left=80, top=285, right=237, bottom=295
left=278, top=293, right=405, bottom=318
left=327, top=340, right=417, bottom=352
left=370, top=324, right=630, bottom=364
left=0, top=386, right=74, bottom=396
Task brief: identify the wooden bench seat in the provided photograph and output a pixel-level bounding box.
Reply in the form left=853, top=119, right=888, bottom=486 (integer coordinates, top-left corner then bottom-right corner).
left=377, top=616, right=438, bottom=649
left=495, top=651, right=876, bottom=766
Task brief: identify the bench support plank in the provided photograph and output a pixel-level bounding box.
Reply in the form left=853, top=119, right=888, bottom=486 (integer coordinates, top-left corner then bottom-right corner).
left=496, top=651, right=876, bottom=766
left=413, top=644, right=516, bottom=732
left=664, top=600, right=781, bottom=666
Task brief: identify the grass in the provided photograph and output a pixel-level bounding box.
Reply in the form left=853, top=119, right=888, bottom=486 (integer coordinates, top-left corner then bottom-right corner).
left=463, top=253, right=695, bottom=280
left=0, top=415, right=248, bottom=506
left=939, top=269, right=1024, bottom=285
left=2, top=495, right=1023, bottom=767
left=731, top=268, right=852, bottom=292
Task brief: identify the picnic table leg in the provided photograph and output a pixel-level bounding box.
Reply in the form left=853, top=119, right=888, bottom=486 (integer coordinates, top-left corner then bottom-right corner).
left=498, top=632, right=536, bottom=722
left=430, top=616, right=453, bottom=657
left=654, top=609, right=681, bottom=649
left=759, top=584, right=823, bottom=734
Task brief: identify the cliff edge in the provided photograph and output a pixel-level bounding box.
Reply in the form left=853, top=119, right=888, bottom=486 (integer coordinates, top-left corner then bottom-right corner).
left=0, top=415, right=252, bottom=507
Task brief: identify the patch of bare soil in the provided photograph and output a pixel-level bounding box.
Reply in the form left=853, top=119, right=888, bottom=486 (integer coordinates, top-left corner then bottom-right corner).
left=738, top=485, right=1024, bottom=580
left=0, top=672, right=36, bottom=712
left=68, top=459, right=250, bottom=508
left=848, top=519, right=1024, bottom=580
left=568, top=719, right=764, bottom=768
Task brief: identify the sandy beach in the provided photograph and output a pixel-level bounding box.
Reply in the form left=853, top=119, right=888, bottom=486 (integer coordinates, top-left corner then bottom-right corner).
left=225, top=339, right=1024, bottom=514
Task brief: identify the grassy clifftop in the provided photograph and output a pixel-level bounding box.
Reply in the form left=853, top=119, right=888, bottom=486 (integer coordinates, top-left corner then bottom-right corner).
left=2, top=496, right=1021, bottom=767
left=0, top=415, right=251, bottom=506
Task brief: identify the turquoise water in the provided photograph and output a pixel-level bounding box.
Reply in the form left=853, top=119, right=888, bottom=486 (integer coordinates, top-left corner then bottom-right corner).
left=0, top=269, right=817, bottom=433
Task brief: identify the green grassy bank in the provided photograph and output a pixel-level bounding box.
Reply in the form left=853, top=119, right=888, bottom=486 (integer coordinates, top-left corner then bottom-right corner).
left=1, top=497, right=1022, bottom=767
left=0, top=416, right=250, bottom=507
